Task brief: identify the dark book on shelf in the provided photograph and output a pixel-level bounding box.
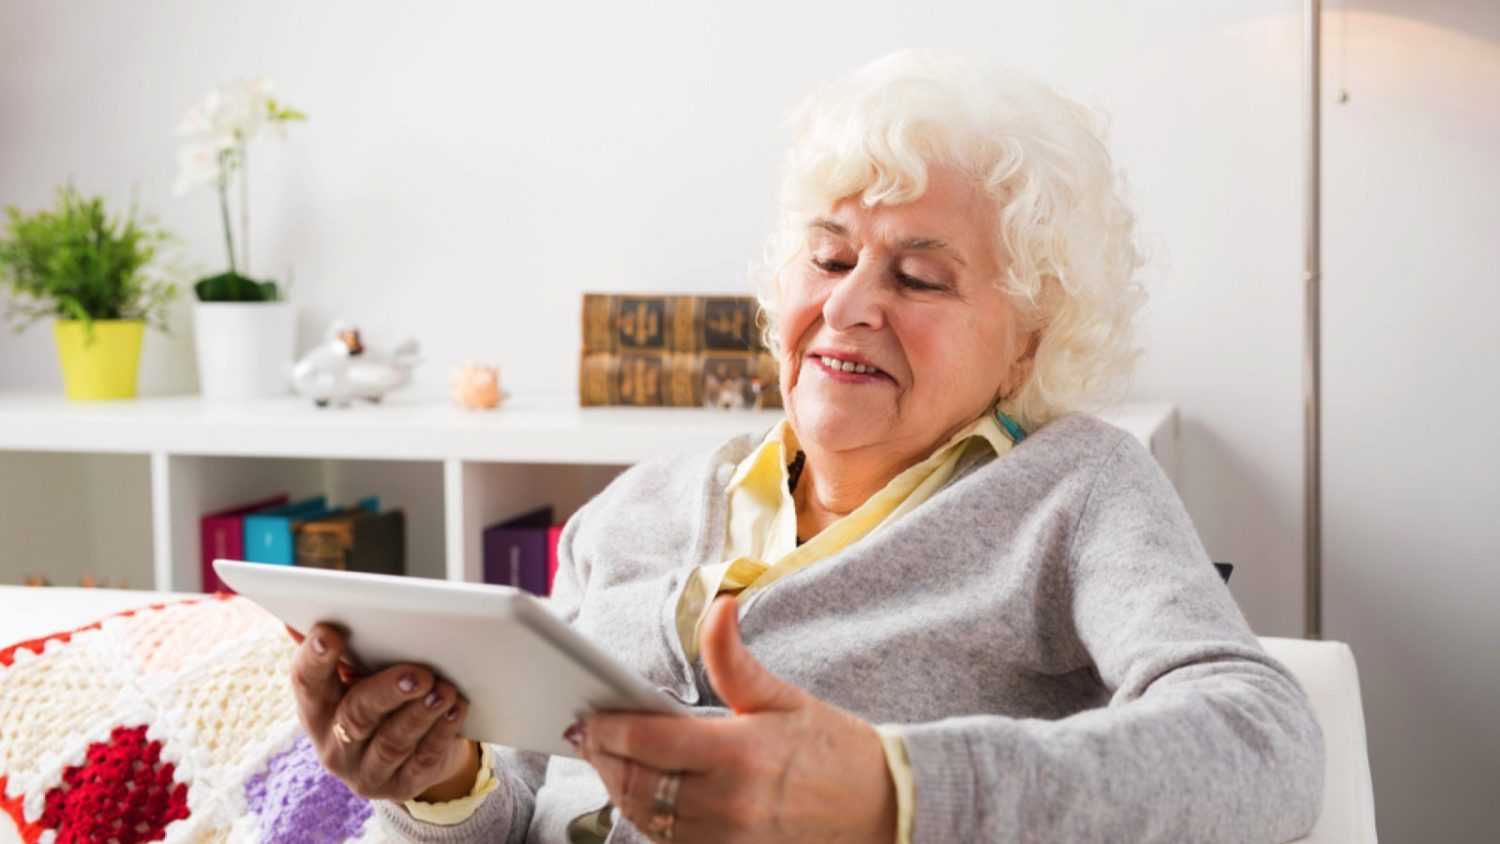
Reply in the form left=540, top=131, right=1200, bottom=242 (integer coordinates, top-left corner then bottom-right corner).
left=483, top=506, right=554, bottom=596
left=199, top=493, right=290, bottom=593
left=295, top=509, right=406, bottom=576
left=581, top=293, right=766, bottom=354
left=579, top=349, right=781, bottom=408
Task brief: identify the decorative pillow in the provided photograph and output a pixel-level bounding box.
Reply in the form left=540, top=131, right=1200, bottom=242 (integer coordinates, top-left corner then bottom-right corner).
left=0, top=595, right=389, bottom=843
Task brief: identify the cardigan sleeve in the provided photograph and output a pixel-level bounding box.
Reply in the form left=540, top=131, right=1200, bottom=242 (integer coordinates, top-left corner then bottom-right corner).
left=887, top=433, right=1325, bottom=843
left=374, top=495, right=604, bottom=841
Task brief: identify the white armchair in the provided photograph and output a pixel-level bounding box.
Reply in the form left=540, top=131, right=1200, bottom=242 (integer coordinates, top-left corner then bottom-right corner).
left=1261, top=636, right=1379, bottom=843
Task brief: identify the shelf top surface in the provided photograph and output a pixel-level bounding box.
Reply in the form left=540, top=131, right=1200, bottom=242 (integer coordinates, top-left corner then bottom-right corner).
left=0, top=392, right=1174, bottom=465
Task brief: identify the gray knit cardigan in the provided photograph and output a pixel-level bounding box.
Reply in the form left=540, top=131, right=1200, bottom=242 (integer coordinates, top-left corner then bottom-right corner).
left=375, top=413, right=1325, bottom=843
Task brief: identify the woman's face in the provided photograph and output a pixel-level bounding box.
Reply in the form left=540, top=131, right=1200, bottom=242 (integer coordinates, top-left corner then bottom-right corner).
left=777, top=166, right=1033, bottom=460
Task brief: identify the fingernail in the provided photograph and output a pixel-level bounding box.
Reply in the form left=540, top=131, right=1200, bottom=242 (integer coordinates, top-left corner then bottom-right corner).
left=445, top=706, right=460, bottom=721
left=311, top=636, right=327, bottom=655
left=562, top=720, right=587, bottom=752
left=424, top=691, right=441, bottom=709
left=398, top=674, right=417, bottom=693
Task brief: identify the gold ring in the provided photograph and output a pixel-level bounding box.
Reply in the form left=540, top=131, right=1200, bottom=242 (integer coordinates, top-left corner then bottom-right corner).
left=333, top=721, right=353, bottom=744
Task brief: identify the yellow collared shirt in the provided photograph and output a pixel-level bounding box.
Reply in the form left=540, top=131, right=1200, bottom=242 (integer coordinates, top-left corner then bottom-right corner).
left=676, top=411, right=1016, bottom=660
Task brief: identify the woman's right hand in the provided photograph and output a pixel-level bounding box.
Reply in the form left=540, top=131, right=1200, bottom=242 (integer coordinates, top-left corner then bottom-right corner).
left=290, top=622, right=479, bottom=803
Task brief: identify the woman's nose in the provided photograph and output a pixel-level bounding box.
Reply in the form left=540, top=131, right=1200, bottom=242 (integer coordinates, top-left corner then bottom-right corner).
left=821, top=262, right=886, bottom=333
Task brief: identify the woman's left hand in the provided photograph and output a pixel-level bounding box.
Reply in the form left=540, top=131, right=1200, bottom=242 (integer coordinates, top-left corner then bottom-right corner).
left=571, top=596, right=897, bottom=844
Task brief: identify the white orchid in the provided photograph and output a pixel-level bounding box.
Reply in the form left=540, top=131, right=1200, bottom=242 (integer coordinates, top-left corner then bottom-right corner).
left=173, top=142, right=226, bottom=196
left=175, top=79, right=275, bottom=151
left=173, top=79, right=305, bottom=280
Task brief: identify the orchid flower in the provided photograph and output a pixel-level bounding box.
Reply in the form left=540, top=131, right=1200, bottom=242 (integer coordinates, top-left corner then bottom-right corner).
left=173, top=79, right=305, bottom=276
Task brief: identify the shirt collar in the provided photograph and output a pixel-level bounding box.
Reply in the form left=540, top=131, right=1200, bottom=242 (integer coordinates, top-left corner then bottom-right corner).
left=727, top=411, right=1014, bottom=499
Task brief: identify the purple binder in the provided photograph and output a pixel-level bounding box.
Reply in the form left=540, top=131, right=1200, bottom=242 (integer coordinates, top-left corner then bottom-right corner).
left=482, top=506, right=554, bottom=596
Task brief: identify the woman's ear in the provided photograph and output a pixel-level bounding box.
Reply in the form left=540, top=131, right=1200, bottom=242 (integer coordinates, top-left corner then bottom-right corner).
left=998, top=330, right=1041, bottom=401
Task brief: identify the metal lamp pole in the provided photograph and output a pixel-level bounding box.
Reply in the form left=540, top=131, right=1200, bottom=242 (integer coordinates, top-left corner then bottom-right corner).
left=1303, top=0, right=1324, bottom=640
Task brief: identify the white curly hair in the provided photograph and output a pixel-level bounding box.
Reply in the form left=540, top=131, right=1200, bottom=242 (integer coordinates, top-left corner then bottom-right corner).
left=754, top=50, right=1146, bottom=434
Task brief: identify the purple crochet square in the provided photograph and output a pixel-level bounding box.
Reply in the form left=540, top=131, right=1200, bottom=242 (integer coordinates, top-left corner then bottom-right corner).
left=245, top=733, right=372, bottom=842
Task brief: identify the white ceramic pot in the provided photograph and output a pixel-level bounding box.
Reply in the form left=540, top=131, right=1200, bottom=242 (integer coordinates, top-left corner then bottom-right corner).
left=193, top=301, right=297, bottom=399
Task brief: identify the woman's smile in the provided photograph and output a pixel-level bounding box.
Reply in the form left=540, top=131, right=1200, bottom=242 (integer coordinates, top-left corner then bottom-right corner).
left=805, top=352, right=895, bottom=385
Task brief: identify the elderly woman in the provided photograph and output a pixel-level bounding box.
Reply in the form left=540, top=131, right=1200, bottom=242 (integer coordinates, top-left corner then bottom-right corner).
left=293, top=51, right=1324, bottom=843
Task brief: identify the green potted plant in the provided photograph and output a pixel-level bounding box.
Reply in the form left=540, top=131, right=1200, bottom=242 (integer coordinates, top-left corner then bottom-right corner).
left=175, top=78, right=306, bottom=399
left=0, top=186, right=177, bottom=400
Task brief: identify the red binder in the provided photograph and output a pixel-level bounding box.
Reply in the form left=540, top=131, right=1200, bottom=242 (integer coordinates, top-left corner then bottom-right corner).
left=200, top=494, right=289, bottom=593
left=546, top=524, right=563, bottom=594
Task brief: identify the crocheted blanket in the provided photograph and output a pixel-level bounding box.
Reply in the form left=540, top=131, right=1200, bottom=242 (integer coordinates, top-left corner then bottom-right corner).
left=0, top=594, right=390, bottom=843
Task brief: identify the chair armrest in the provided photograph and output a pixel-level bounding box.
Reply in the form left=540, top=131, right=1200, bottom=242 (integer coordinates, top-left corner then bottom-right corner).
left=1259, top=636, right=1378, bottom=844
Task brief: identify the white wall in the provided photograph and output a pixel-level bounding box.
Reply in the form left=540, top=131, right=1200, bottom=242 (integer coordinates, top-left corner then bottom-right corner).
left=2, top=1, right=1496, bottom=837
left=1322, top=4, right=1500, bottom=841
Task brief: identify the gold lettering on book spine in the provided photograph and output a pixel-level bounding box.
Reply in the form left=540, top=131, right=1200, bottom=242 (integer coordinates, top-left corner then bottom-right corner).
left=618, top=299, right=664, bottom=349
left=619, top=354, right=662, bottom=405
left=704, top=302, right=751, bottom=349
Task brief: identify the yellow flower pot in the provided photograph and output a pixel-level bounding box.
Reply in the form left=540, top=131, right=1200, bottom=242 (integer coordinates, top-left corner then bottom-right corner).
left=53, top=319, right=145, bottom=400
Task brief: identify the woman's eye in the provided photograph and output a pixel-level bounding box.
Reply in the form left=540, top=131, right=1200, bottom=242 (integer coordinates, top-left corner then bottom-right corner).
left=811, top=256, right=940, bottom=291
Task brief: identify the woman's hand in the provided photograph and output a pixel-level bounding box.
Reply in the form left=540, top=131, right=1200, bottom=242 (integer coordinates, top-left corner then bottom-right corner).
left=289, top=622, right=479, bottom=803
left=572, top=597, right=898, bottom=843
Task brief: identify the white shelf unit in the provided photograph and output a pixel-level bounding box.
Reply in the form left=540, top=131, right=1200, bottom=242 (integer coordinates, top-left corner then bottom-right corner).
left=0, top=393, right=1177, bottom=592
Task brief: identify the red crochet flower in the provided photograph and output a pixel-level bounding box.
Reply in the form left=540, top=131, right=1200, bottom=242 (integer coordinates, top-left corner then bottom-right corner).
left=39, top=724, right=189, bottom=843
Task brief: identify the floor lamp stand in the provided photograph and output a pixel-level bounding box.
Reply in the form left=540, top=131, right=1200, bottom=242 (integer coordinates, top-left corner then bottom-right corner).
left=1304, top=0, right=1324, bottom=640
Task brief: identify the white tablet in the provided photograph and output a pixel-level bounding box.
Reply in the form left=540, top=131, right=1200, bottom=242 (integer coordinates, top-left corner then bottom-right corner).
left=213, top=559, right=689, bottom=758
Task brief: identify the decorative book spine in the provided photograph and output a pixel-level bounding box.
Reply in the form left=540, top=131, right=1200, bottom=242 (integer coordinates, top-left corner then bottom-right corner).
left=582, top=294, right=764, bottom=353
left=579, top=294, right=780, bottom=408
left=579, top=350, right=782, bottom=408
left=295, top=510, right=406, bottom=576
